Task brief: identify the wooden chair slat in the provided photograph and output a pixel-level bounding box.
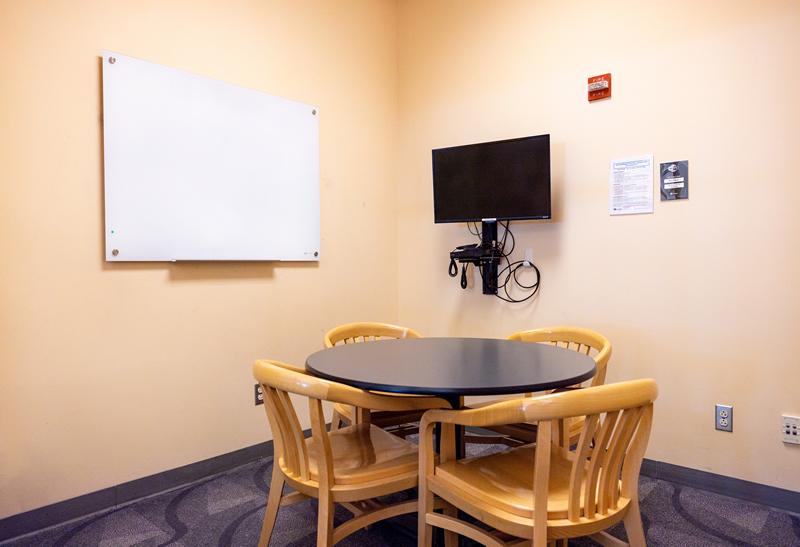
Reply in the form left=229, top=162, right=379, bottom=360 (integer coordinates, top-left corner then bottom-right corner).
left=568, top=413, right=599, bottom=521
left=585, top=410, right=620, bottom=517
left=277, top=389, right=308, bottom=479
left=265, top=387, right=298, bottom=476
left=604, top=407, right=643, bottom=511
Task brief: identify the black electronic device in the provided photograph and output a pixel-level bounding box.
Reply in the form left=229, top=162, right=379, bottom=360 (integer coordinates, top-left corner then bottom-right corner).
left=447, top=221, right=503, bottom=294
left=432, top=134, right=551, bottom=224
left=450, top=243, right=480, bottom=258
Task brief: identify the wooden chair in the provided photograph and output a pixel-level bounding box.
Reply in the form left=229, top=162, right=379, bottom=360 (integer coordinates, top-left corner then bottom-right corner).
left=325, top=322, right=424, bottom=436
left=507, top=326, right=611, bottom=388
left=470, top=326, right=612, bottom=445
left=253, top=359, right=451, bottom=546
left=419, top=379, right=657, bottom=547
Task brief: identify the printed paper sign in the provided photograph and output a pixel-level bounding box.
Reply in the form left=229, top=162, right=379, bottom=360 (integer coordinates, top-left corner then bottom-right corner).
left=610, top=155, right=654, bottom=215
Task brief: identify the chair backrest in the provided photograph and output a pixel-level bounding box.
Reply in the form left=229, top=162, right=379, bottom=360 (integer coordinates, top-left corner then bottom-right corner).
left=425, top=379, right=656, bottom=527
left=253, top=359, right=448, bottom=484
left=507, top=326, right=611, bottom=387
left=525, top=380, right=655, bottom=522
left=324, top=322, right=422, bottom=348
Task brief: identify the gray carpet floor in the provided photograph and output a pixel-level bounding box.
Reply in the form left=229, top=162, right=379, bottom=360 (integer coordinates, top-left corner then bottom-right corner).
left=3, top=454, right=800, bottom=547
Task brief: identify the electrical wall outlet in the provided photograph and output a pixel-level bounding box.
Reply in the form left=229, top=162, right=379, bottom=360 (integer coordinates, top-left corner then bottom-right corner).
left=715, top=404, right=733, bottom=432
left=782, top=415, right=800, bottom=444
left=254, top=383, right=264, bottom=406
left=524, top=248, right=534, bottom=267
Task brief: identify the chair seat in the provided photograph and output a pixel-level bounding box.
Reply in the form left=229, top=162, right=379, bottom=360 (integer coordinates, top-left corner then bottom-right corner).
left=432, top=444, right=584, bottom=520
left=306, top=423, right=418, bottom=485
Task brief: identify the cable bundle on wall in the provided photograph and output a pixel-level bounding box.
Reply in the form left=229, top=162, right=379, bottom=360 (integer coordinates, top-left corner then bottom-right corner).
left=469, top=221, right=541, bottom=303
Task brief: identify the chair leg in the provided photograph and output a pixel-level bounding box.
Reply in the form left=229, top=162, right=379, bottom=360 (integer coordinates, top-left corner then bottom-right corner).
left=258, top=468, right=285, bottom=547
left=533, top=529, right=548, bottom=547
left=317, top=492, right=334, bottom=546
left=418, top=490, right=434, bottom=547
left=623, top=500, right=646, bottom=547
left=443, top=503, right=459, bottom=547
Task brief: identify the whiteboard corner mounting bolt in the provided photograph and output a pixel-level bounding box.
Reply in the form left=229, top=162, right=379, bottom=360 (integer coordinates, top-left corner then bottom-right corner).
left=112, top=249, right=119, bottom=256
left=312, top=109, right=316, bottom=115
left=109, top=57, right=116, bottom=64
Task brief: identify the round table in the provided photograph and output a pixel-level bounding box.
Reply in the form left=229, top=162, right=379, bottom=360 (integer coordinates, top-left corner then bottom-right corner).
left=307, top=337, right=596, bottom=458
left=305, top=337, right=597, bottom=408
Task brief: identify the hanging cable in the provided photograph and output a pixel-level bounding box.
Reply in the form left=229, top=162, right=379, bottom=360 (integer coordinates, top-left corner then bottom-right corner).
left=448, top=258, right=458, bottom=277
left=474, top=222, right=540, bottom=303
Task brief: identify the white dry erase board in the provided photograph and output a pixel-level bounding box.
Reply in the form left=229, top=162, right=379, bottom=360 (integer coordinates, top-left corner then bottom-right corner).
left=102, top=51, right=320, bottom=261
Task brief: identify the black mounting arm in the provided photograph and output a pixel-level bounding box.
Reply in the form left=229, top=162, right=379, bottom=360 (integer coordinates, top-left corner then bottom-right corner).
left=448, top=220, right=502, bottom=294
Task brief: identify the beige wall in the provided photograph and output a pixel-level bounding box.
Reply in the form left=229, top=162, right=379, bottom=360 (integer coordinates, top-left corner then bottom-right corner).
left=0, top=0, right=399, bottom=518
left=3, top=0, right=800, bottom=523
left=396, top=0, right=800, bottom=491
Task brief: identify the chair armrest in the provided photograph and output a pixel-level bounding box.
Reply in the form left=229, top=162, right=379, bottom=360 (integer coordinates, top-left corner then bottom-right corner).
left=421, top=380, right=657, bottom=429
left=420, top=399, right=529, bottom=430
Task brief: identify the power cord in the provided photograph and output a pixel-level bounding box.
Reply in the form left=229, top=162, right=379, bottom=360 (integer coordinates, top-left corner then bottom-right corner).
left=477, top=222, right=541, bottom=303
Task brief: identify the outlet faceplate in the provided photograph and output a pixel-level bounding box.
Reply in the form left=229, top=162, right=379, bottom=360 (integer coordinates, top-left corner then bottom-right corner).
left=254, top=383, right=264, bottom=406
left=783, top=415, right=800, bottom=444
left=715, top=404, right=733, bottom=432
left=524, top=248, right=534, bottom=266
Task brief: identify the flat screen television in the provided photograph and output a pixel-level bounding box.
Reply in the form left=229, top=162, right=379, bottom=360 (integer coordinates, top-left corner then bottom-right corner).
left=432, top=134, right=551, bottom=223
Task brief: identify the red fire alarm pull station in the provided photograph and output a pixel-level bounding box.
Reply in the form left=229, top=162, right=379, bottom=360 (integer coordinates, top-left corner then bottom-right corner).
left=588, top=73, right=611, bottom=101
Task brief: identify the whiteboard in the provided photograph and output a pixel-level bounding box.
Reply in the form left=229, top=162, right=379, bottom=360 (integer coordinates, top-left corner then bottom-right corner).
left=102, top=51, right=320, bottom=261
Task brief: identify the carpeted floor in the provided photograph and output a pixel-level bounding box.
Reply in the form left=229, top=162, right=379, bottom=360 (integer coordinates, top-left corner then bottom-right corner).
left=3, top=454, right=800, bottom=547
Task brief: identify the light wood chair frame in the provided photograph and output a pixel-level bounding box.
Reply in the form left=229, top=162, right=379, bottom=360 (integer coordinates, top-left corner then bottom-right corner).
left=419, top=379, right=657, bottom=547
left=324, top=322, right=424, bottom=432
left=469, top=326, right=612, bottom=447
left=324, top=322, right=423, bottom=347
left=506, top=326, right=612, bottom=389
left=253, top=359, right=450, bottom=546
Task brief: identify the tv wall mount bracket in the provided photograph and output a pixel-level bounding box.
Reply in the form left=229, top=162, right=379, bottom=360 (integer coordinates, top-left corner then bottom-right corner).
left=447, top=220, right=502, bottom=294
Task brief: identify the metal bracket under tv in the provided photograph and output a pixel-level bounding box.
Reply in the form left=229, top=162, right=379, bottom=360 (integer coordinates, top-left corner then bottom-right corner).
left=448, top=220, right=503, bottom=294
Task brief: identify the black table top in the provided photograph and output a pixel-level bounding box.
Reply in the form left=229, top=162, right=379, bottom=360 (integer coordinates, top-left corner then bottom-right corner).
left=305, top=337, right=596, bottom=398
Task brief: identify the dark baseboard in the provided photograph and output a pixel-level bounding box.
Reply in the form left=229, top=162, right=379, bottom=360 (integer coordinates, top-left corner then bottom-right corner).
left=0, top=441, right=274, bottom=543
left=3, top=444, right=799, bottom=543
left=641, top=458, right=800, bottom=514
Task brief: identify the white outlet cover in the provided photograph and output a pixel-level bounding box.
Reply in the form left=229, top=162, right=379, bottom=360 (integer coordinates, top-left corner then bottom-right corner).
left=524, top=248, right=534, bottom=266
left=782, top=415, right=800, bottom=445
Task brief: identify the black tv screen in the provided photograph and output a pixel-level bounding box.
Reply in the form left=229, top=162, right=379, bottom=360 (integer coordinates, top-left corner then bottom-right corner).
left=432, top=134, right=551, bottom=223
